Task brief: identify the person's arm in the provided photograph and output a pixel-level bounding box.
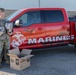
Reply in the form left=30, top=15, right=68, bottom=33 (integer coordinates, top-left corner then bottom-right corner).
left=5, top=22, right=13, bottom=35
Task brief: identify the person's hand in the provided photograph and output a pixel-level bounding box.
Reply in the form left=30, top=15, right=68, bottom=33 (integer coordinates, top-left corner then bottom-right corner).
left=8, top=32, right=13, bottom=36
left=0, top=32, right=3, bottom=36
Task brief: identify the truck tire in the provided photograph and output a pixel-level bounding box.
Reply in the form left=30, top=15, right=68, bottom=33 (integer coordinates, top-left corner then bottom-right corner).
left=74, top=44, right=76, bottom=49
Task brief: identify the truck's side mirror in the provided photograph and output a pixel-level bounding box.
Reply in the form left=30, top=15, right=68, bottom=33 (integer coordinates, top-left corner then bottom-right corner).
left=15, top=19, right=23, bottom=27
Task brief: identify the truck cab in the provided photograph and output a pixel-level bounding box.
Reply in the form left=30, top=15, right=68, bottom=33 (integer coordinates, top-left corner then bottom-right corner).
left=6, top=8, right=75, bottom=49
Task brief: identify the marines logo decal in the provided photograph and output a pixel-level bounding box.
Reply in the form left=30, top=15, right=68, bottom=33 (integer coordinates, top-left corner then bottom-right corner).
left=11, top=32, right=26, bottom=48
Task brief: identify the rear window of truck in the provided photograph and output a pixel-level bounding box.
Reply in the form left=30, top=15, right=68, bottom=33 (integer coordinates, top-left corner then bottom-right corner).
left=45, top=10, right=64, bottom=23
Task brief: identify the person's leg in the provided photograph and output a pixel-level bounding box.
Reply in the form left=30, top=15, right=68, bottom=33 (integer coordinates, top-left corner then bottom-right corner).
left=4, top=39, right=10, bottom=63
left=0, top=41, right=4, bottom=68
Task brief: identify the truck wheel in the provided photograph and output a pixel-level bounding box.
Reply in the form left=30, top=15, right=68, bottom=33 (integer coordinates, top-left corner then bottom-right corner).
left=74, top=44, right=76, bottom=49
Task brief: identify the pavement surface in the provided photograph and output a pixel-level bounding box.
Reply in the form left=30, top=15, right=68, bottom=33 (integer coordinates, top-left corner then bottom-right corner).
left=0, top=45, right=76, bottom=75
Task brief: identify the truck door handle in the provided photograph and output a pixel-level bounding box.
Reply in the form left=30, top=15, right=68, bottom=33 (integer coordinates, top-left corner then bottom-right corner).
left=24, top=29, right=35, bottom=33
left=38, top=27, right=44, bottom=30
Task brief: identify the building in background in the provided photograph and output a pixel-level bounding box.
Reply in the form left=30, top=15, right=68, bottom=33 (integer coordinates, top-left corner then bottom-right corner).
left=0, top=0, right=76, bottom=17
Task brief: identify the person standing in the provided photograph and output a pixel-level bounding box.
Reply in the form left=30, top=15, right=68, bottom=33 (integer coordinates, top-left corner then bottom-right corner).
left=0, top=8, right=12, bottom=68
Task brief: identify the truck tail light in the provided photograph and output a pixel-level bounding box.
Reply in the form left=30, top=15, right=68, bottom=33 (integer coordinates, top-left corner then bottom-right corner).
left=75, top=22, right=76, bottom=31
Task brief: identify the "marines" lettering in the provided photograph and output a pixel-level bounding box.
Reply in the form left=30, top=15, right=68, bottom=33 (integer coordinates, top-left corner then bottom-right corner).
left=28, top=35, right=74, bottom=44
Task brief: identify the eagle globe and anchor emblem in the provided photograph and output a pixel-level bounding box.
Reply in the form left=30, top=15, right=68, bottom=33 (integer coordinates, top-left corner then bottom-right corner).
left=11, top=32, right=26, bottom=48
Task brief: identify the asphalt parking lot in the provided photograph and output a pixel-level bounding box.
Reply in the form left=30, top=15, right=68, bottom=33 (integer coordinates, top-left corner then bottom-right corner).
left=1, top=45, right=76, bottom=75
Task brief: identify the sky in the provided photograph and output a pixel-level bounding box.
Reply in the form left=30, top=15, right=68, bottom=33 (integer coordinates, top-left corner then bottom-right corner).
left=40, top=0, right=76, bottom=11
left=0, top=0, right=76, bottom=11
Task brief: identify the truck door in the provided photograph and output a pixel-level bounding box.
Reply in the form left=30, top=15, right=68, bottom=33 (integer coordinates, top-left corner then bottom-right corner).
left=11, top=11, right=46, bottom=49
left=42, top=10, right=70, bottom=46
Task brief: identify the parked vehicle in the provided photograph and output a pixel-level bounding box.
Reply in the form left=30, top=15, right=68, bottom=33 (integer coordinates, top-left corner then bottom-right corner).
left=5, top=8, right=76, bottom=50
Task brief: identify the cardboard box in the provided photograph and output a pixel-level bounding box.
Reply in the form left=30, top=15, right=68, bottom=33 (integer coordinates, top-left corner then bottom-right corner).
left=0, top=71, right=16, bottom=75
left=7, top=48, right=33, bottom=71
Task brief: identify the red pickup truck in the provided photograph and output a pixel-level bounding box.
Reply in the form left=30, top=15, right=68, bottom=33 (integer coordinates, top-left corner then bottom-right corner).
left=5, top=8, right=76, bottom=50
